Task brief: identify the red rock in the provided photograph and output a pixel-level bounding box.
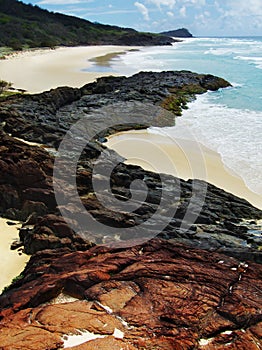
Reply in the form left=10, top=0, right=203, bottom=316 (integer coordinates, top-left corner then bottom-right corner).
left=0, top=239, right=261, bottom=349
left=68, top=336, right=137, bottom=350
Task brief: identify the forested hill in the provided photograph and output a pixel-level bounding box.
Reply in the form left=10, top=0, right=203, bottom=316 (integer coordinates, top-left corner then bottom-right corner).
left=0, top=0, right=175, bottom=49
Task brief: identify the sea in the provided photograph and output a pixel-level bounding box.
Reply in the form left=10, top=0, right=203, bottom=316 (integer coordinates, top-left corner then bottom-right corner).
left=102, top=37, right=262, bottom=198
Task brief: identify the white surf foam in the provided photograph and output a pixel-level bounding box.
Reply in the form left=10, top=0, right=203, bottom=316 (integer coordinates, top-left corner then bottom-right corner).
left=150, top=93, right=262, bottom=196
left=234, top=55, right=262, bottom=70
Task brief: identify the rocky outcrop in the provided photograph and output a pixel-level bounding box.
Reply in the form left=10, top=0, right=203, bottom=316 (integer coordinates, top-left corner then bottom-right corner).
left=1, top=131, right=261, bottom=260
left=0, top=133, right=54, bottom=218
left=0, top=239, right=261, bottom=349
left=0, top=71, right=231, bottom=146
left=115, top=32, right=175, bottom=46
left=0, top=72, right=261, bottom=260
left=0, top=71, right=261, bottom=349
left=19, top=214, right=93, bottom=254
left=160, top=28, right=193, bottom=38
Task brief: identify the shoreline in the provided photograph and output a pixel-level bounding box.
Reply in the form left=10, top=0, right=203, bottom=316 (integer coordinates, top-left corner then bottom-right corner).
left=106, top=129, right=262, bottom=210
left=0, top=45, right=138, bottom=93
left=0, top=218, right=29, bottom=293
left=0, top=47, right=261, bottom=293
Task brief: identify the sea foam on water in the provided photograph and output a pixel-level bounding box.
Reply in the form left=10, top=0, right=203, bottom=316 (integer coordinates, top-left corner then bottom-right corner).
left=113, top=37, right=262, bottom=198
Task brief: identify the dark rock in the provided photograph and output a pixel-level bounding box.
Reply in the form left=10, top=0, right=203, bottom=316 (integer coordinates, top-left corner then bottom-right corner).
left=0, top=71, right=231, bottom=147
left=19, top=214, right=93, bottom=254
left=6, top=221, right=17, bottom=226
left=0, top=184, right=21, bottom=212
left=160, top=28, right=193, bottom=38
left=10, top=239, right=23, bottom=250
left=0, top=133, right=55, bottom=219
left=19, top=200, right=48, bottom=221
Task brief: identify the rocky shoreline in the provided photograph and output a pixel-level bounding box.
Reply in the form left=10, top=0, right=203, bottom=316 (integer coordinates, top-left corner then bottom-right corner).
left=0, top=71, right=261, bottom=349
left=1, top=239, right=262, bottom=349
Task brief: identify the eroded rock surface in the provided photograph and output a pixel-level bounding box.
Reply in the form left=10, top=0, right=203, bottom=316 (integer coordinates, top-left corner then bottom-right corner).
left=0, top=133, right=54, bottom=218
left=0, top=71, right=231, bottom=146
left=0, top=71, right=261, bottom=349
left=0, top=239, right=261, bottom=349
left=0, top=131, right=261, bottom=259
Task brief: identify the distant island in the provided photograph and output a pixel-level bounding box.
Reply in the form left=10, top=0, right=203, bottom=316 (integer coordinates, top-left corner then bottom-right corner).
left=160, top=28, right=193, bottom=38
left=0, top=0, right=178, bottom=49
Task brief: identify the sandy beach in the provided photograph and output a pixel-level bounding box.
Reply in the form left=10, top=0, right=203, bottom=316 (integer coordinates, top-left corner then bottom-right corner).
left=0, top=46, right=137, bottom=93
left=0, top=218, right=29, bottom=293
left=0, top=44, right=260, bottom=295
left=106, top=129, right=262, bottom=210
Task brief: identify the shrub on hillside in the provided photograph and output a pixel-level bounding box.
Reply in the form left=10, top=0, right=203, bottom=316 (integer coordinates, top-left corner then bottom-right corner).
left=0, top=80, right=12, bottom=93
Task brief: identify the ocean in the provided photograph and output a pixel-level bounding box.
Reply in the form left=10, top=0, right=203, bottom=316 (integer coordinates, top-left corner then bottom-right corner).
left=106, top=37, right=262, bottom=198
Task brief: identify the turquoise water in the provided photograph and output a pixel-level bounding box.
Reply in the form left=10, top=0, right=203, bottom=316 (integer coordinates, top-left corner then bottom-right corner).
left=115, top=37, right=262, bottom=111
left=110, top=37, right=262, bottom=197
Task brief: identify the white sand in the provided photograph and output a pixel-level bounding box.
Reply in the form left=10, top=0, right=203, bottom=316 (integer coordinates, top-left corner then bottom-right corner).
left=106, top=130, right=262, bottom=210
left=63, top=328, right=123, bottom=348
left=0, top=46, right=137, bottom=93
left=63, top=330, right=106, bottom=348
left=0, top=218, right=29, bottom=292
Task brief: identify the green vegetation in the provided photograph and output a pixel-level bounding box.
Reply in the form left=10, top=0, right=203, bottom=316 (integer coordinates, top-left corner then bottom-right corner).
left=0, top=79, right=25, bottom=99
left=161, top=83, right=207, bottom=116
left=0, top=0, right=173, bottom=49
left=2, top=272, right=24, bottom=293
left=0, top=79, right=12, bottom=93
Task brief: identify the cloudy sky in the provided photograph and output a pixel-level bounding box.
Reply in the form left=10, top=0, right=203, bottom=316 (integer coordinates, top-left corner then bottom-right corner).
left=22, top=0, right=262, bottom=36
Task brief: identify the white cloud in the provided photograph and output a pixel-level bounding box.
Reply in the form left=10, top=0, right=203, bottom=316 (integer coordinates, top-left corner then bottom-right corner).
left=175, top=0, right=206, bottom=8
left=167, top=11, right=174, bottom=17
left=174, top=0, right=205, bottom=6
left=179, top=6, right=186, bottom=17
left=188, top=0, right=205, bottom=5
left=134, top=2, right=150, bottom=20
left=214, top=0, right=262, bottom=34
left=214, top=1, right=224, bottom=14
left=226, top=0, right=262, bottom=16
left=146, top=0, right=176, bottom=9
left=194, top=13, right=209, bottom=27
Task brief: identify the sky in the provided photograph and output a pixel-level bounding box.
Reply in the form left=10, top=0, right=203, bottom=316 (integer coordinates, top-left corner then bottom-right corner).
left=21, top=0, right=262, bottom=37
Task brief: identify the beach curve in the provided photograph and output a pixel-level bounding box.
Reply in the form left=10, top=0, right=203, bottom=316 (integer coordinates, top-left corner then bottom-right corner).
left=106, top=129, right=262, bottom=210
left=0, top=45, right=138, bottom=93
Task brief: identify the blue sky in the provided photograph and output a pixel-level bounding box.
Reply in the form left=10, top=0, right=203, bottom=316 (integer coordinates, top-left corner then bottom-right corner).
left=22, top=0, right=262, bottom=37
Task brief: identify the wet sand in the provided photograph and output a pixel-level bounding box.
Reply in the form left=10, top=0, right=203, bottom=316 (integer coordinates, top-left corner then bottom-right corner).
left=0, top=46, right=137, bottom=93
left=106, top=129, right=262, bottom=210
